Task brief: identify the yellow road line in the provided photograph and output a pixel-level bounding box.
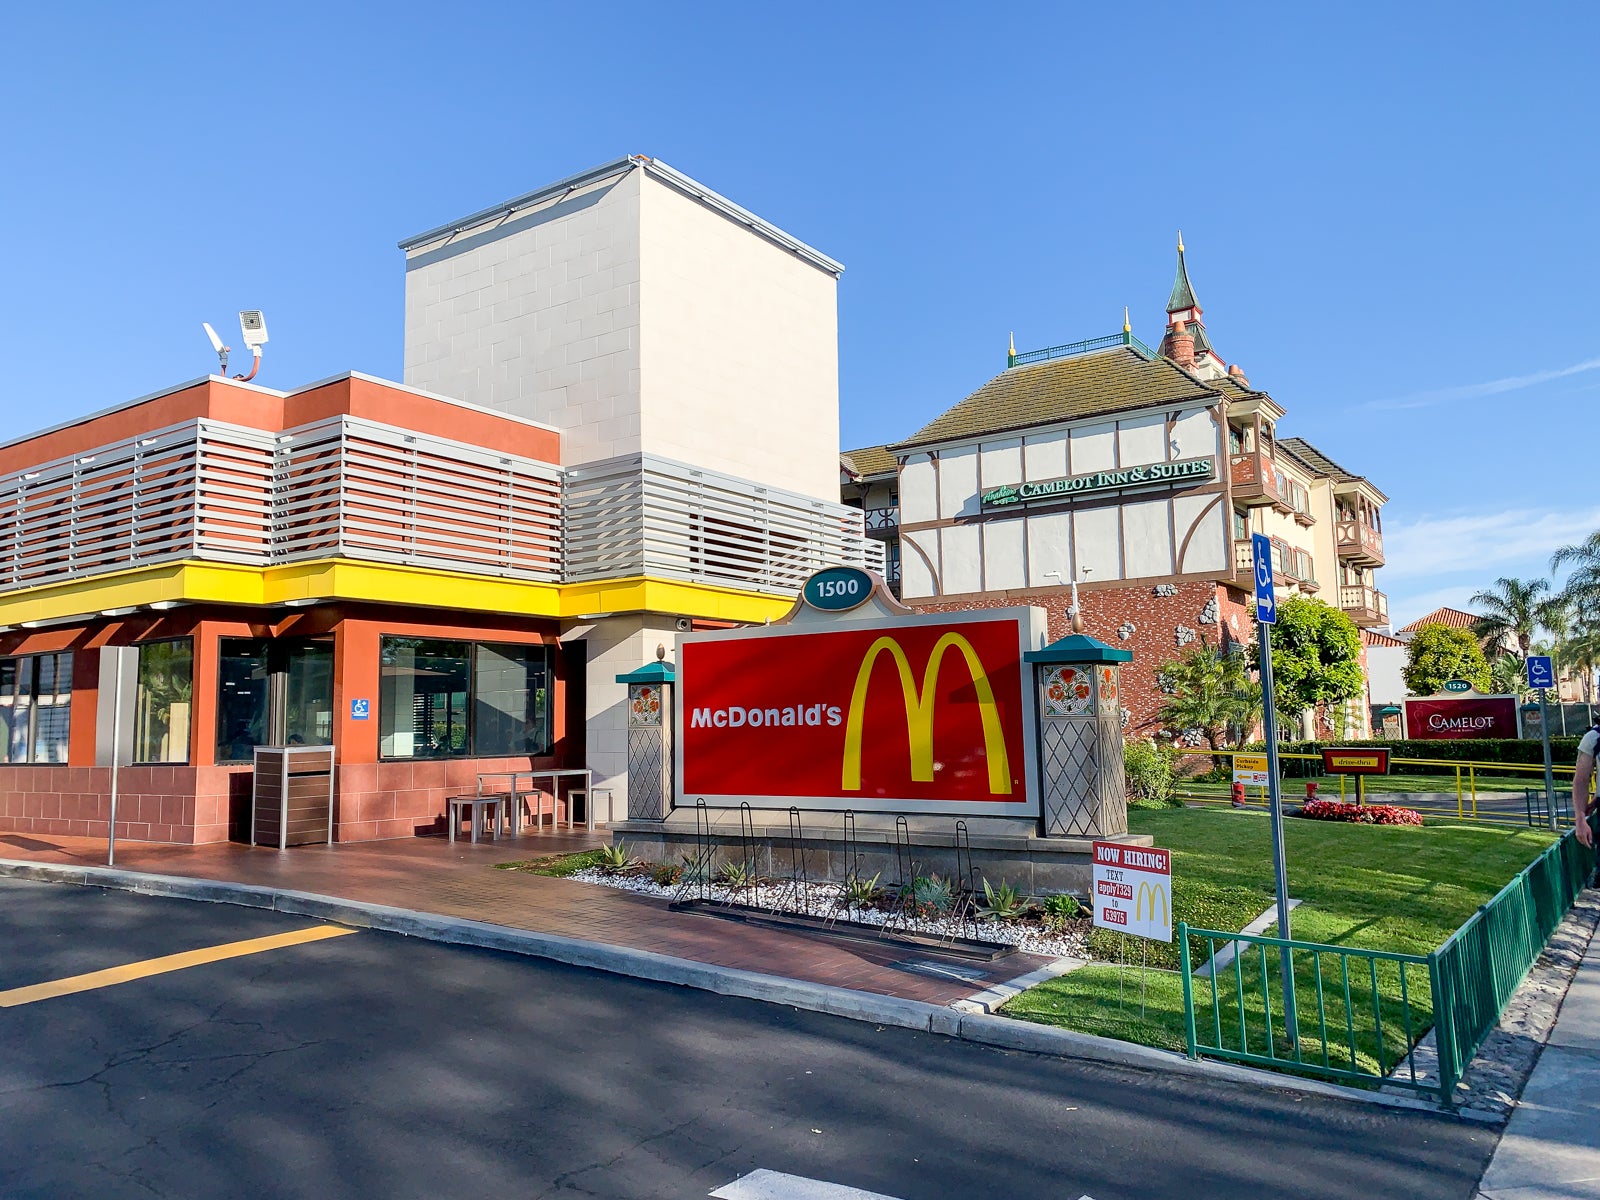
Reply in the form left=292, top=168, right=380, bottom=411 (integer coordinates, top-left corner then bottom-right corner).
left=0, top=924, right=356, bottom=1008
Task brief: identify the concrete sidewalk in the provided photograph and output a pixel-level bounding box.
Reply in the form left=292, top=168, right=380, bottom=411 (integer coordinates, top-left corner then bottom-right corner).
left=0, top=830, right=1050, bottom=1006
left=1477, top=903, right=1600, bottom=1199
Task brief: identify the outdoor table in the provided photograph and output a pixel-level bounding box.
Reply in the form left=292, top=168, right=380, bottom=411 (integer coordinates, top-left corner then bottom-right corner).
left=474, top=768, right=595, bottom=833
left=523, top=768, right=594, bottom=831
left=448, top=794, right=505, bottom=843
left=475, top=771, right=528, bottom=835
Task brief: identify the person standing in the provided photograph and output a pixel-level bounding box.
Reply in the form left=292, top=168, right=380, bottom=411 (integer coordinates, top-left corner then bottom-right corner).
left=1575, top=722, right=1599, bottom=856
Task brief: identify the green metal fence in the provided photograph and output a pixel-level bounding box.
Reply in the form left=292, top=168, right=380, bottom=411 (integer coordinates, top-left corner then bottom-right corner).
left=1179, top=829, right=1595, bottom=1106
left=1178, top=925, right=1441, bottom=1099
left=1430, top=830, right=1595, bottom=1100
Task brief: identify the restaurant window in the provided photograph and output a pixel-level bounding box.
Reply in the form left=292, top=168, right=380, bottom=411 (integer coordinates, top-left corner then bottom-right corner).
left=135, top=640, right=193, bottom=764
left=215, top=638, right=335, bottom=763
left=379, top=637, right=552, bottom=759
left=0, top=652, right=73, bottom=764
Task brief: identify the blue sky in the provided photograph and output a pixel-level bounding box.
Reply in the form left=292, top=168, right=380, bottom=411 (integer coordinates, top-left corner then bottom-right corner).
left=2, top=3, right=1595, bottom=626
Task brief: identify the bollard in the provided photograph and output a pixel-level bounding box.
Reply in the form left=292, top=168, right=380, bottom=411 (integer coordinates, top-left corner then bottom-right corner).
left=1231, top=781, right=1246, bottom=807
left=1306, top=781, right=1319, bottom=800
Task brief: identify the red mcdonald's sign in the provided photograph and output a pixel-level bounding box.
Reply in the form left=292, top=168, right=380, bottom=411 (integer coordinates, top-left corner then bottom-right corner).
left=676, top=610, right=1039, bottom=812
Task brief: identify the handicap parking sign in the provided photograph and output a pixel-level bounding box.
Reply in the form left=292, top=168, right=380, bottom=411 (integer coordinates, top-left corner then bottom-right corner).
left=1251, top=533, right=1276, bottom=625
left=351, top=698, right=371, bottom=720
left=1527, top=656, right=1555, bottom=691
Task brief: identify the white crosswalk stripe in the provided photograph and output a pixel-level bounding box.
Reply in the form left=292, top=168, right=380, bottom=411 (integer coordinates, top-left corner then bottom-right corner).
left=709, top=1168, right=1099, bottom=1200
left=710, top=1169, right=905, bottom=1200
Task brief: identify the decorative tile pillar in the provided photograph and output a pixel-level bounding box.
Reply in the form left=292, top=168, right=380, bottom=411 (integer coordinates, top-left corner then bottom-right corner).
left=1024, top=635, right=1132, bottom=838
left=616, top=657, right=674, bottom=821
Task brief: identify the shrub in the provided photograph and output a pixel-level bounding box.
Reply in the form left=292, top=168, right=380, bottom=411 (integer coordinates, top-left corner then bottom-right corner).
left=650, top=862, right=683, bottom=886
left=841, top=873, right=884, bottom=908
left=1124, top=740, right=1180, bottom=808
left=1040, top=892, right=1081, bottom=932
left=595, top=842, right=633, bottom=872
left=1299, top=800, right=1423, bottom=826
left=714, top=861, right=754, bottom=888
left=975, top=879, right=1034, bottom=921
left=905, top=874, right=953, bottom=917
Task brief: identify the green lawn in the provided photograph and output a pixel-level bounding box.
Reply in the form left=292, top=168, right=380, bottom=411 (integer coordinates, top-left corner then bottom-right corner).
left=493, top=849, right=606, bottom=876
left=1004, top=807, right=1557, bottom=1074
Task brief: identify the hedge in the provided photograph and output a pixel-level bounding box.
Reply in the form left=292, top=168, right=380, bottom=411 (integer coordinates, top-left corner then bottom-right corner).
left=1240, top=737, right=1583, bottom=775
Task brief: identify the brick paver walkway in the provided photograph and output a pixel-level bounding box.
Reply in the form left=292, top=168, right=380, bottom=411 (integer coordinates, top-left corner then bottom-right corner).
left=0, top=831, right=1051, bottom=1005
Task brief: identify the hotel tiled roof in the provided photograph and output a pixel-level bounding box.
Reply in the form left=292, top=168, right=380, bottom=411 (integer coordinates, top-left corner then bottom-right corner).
left=840, top=445, right=897, bottom=478
left=1398, top=606, right=1480, bottom=633
left=1361, top=628, right=1407, bottom=648
left=1279, top=436, right=1391, bottom=502
left=892, top=346, right=1220, bottom=449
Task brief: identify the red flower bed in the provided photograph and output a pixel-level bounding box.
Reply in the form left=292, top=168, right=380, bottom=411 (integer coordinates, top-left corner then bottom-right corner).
left=1298, top=800, right=1423, bottom=826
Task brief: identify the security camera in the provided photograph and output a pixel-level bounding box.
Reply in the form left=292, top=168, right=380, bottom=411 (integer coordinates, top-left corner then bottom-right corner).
left=675, top=617, right=692, bottom=632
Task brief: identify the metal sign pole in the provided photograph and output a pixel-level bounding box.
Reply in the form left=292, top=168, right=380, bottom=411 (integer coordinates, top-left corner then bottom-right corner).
left=1539, top=687, right=1556, bottom=831
left=107, top=648, right=124, bottom=869
left=1252, top=533, right=1297, bottom=1045
left=1258, top=622, right=1297, bottom=1041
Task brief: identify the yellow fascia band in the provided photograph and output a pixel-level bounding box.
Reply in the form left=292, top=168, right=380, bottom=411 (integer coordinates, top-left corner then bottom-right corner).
left=0, top=559, right=792, bottom=627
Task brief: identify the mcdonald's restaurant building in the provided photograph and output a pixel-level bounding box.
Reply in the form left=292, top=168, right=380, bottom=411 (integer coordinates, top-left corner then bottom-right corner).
left=0, top=155, right=880, bottom=845
left=841, top=244, right=1392, bottom=739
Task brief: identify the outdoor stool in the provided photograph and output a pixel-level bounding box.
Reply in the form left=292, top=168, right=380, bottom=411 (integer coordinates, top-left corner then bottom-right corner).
left=448, top=794, right=506, bottom=843
left=589, top=787, right=615, bottom=830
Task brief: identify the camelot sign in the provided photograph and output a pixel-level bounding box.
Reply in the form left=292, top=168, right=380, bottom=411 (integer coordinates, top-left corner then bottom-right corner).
left=1403, top=694, right=1521, bottom=740
left=676, top=607, right=1042, bottom=814
left=981, top=456, right=1215, bottom=508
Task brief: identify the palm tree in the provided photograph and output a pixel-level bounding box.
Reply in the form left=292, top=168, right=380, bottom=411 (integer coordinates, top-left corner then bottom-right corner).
left=1158, top=640, right=1263, bottom=769
left=1553, top=531, right=1600, bottom=615
left=1469, top=576, right=1550, bottom=660
left=1557, top=624, right=1600, bottom=705
left=1488, top=653, right=1527, bottom=699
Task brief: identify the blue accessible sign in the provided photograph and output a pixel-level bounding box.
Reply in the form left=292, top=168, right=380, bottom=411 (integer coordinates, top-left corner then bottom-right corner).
left=350, top=698, right=371, bottom=721
left=1251, top=532, right=1277, bottom=625
left=1527, top=656, right=1555, bottom=691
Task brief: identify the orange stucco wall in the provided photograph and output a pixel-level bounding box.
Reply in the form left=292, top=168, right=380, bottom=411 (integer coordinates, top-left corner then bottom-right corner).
left=0, top=602, right=571, bottom=844
left=0, top=374, right=559, bottom=475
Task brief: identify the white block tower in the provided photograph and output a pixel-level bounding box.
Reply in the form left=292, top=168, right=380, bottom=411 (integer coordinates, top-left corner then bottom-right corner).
left=400, top=155, right=843, bottom=502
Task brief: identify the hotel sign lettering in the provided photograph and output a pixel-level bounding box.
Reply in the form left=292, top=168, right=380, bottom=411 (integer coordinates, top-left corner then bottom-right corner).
left=980, top=456, right=1215, bottom=508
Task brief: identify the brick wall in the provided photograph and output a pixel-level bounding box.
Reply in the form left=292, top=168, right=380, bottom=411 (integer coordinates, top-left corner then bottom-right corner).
left=913, top=581, right=1255, bottom=733
left=0, top=765, right=244, bottom=844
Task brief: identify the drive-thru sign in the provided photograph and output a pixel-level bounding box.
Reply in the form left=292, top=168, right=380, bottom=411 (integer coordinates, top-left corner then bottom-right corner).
left=1092, top=841, right=1172, bottom=942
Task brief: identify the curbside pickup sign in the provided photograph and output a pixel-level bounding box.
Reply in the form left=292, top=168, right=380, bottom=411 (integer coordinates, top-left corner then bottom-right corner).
left=1233, top=753, right=1271, bottom=787
left=1092, top=841, right=1172, bottom=942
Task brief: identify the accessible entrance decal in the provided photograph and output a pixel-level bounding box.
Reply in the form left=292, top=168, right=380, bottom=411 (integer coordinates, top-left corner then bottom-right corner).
left=676, top=608, right=1041, bottom=814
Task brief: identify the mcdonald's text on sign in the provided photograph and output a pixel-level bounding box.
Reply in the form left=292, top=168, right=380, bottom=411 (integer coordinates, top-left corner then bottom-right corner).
left=676, top=609, right=1040, bottom=814
left=1091, top=841, right=1172, bottom=943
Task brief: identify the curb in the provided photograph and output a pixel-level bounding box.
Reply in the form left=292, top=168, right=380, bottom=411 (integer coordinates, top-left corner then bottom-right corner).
left=0, top=858, right=1493, bottom=1123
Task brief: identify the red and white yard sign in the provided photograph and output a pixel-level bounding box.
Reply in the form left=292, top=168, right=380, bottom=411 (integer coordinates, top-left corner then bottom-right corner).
left=1092, top=841, right=1173, bottom=943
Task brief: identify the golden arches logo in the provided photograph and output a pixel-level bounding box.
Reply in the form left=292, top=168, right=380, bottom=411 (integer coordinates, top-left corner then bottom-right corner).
left=1136, top=880, right=1170, bottom=927
left=841, top=633, right=1011, bottom=795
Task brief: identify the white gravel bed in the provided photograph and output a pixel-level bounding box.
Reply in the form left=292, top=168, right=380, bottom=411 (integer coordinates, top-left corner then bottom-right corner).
left=571, top=868, right=1090, bottom=959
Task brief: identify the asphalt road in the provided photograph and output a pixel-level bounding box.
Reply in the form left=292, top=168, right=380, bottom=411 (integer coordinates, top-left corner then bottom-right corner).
left=0, top=879, right=1498, bottom=1200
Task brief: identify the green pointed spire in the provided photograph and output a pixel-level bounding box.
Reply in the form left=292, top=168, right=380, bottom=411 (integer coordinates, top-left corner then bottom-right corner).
left=1166, top=230, right=1199, bottom=313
